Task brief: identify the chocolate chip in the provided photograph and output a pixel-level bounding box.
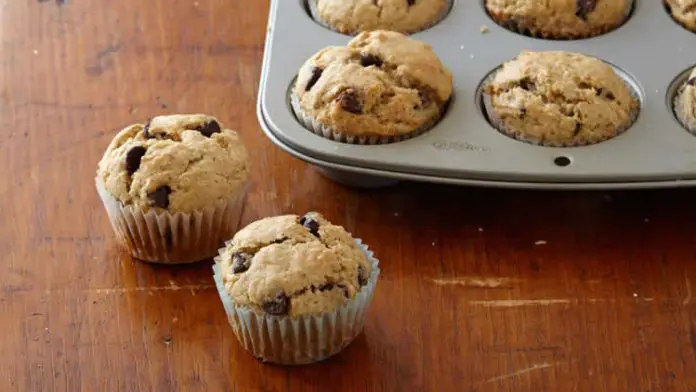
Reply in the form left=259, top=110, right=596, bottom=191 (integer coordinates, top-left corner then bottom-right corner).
left=125, top=146, right=147, bottom=175
left=296, top=287, right=308, bottom=296
left=337, top=89, right=362, bottom=114
left=358, top=265, right=368, bottom=287
left=148, top=185, right=172, bottom=209
left=576, top=0, right=597, bottom=21
left=316, top=283, right=350, bottom=297
left=143, top=123, right=153, bottom=139
left=231, top=251, right=253, bottom=273
left=519, top=108, right=527, bottom=119
left=596, top=88, right=615, bottom=101
left=305, top=66, right=323, bottom=91
left=687, top=78, right=696, bottom=87
left=407, top=0, right=415, bottom=5
left=560, top=106, right=576, bottom=117
left=337, top=284, right=351, bottom=298
left=263, top=292, right=289, bottom=315
left=195, top=120, right=221, bottom=137
left=360, top=53, right=383, bottom=68
left=418, top=90, right=431, bottom=108
left=299, top=215, right=320, bottom=236
left=574, top=122, right=582, bottom=137
left=519, top=78, right=535, bottom=91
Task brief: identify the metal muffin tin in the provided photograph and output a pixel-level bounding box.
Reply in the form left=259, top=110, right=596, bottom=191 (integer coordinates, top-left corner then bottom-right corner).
left=257, top=0, right=696, bottom=189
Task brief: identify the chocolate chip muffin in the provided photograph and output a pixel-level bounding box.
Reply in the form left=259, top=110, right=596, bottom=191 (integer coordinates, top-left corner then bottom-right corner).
left=485, top=0, right=633, bottom=39
left=292, top=30, right=453, bottom=144
left=308, top=0, right=450, bottom=35
left=483, top=51, right=640, bottom=147
left=665, top=0, right=696, bottom=32
left=675, top=68, right=696, bottom=133
left=96, top=114, right=251, bottom=263
left=213, top=212, right=380, bottom=364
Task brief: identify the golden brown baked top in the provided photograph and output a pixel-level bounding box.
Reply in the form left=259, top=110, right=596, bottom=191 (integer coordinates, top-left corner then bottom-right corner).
left=293, top=30, right=452, bottom=137
left=97, top=114, right=250, bottom=213
left=218, top=213, right=372, bottom=317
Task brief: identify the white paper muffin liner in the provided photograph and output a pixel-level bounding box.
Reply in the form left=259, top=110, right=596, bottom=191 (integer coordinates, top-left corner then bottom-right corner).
left=213, top=238, right=380, bottom=365
left=306, top=0, right=452, bottom=35
left=96, top=179, right=249, bottom=264
left=290, top=92, right=443, bottom=145
left=481, top=73, right=640, bottom=148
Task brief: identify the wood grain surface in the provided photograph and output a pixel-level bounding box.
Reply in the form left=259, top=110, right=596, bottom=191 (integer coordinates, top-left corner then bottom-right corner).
left=2, top=0, right=696, bottom=391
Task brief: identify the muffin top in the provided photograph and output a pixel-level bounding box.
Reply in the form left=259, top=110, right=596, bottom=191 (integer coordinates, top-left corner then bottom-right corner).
left=218, top=212, right=372, bottom=317
left=311, top=0, right=449, bottom=35
left=675, top=68, right=696, bottom=133
left=485, top=0, right=632, bottom=39
left=293, top=30, right=452, bottom=138
left=666, top=0, right=696, bottom=32
left=97, top=114, right=250, bottom=213
left=484, top=51, right=639, bottom=146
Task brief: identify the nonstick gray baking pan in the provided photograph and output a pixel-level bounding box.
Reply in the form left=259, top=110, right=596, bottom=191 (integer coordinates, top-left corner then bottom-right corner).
left=257, top=0, right=696, bottom=189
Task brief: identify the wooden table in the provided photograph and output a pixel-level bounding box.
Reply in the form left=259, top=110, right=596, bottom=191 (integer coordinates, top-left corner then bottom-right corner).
left=3, top=1, right=696, bottom=391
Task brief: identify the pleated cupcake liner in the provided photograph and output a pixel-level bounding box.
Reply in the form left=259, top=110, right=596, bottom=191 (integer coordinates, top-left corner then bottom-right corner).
left=290, top=92, right=442, bottom=145
left=213, top=238, right=380, bottom=365
left=96, top=179, right=249, bottom=264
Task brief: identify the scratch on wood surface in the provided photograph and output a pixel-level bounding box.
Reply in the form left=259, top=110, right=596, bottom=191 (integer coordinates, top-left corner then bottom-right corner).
left=96, top=283, right=214, bottom=295
left=685, top=277, right=692, bottom=305
left=470, top=297, right=655, bottom=308
left=431, top=277, right=514, bottom=288
left=470, top=299, right=571, bottom=307
left=45, top=283, right=215, bottom=295
left=481, top=362, right=557, bottom=384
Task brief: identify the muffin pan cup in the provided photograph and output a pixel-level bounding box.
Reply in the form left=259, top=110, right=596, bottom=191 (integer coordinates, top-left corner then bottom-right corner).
left=258, top=0, right=696, bottom=189
left=213, top=239, right=380, bottom=365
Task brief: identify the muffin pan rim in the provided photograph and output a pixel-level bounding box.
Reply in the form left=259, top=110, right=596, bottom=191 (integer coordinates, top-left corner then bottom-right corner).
left=258, top=106, right=696, bottom=189
left=260, top=0, right=696, bottom=185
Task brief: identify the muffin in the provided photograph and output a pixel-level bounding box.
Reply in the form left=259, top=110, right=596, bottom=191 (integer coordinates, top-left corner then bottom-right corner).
left=665, top=0, right=696, bottom=32
left=675, top=68, right=696, bottom=133
left=485, top=0, right=633, bottom=39
left=213, top=212, right=380, bottom=365
left=308, top=0, right=450, bottom=35
left=96, top=114, right=251, bottom=263
left=292, top=30, right=453, bottom=145
left=483, top=51, right=639, bottom=147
